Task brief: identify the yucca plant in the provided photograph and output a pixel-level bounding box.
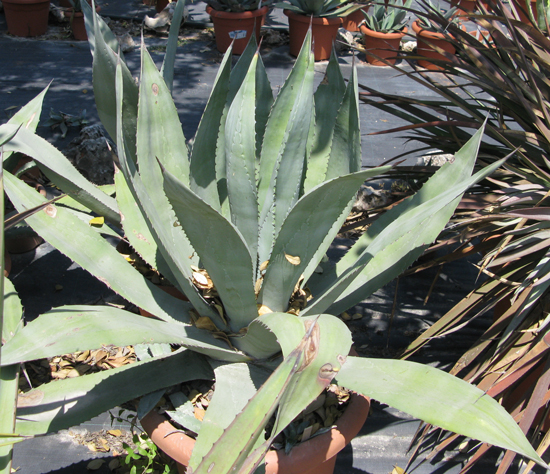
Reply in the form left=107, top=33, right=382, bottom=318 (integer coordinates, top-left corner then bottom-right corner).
left=0, top=1, right=546, bottom=472
left=359, top=0, right=550, bottom=471
left=362, top=0, right=411, bottom=33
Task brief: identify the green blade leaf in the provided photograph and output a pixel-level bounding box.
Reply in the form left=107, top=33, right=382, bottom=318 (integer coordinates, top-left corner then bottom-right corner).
left=337, top=356, right=547, bottom=467
left=160, top=0, right=187, bottom=92
left=162, top=166, right=258, bottom=331
left=257, top=30, right=315, bottom=264
left=1, top=305, right=248, bottom=366
left=259, top=166, right=392, bottom=313
left=15, top=350, right=214, bottom=436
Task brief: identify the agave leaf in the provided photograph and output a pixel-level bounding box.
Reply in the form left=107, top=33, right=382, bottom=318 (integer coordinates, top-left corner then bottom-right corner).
left=336, top=356, right=546, bottom=466
left=0, top=125, right=119, bottom=225
left=82, top=0, right=120, bottom=57
left=162, top=166, right=258, bottom=331
left=259, top=166, right=392, bottom=313
left=3, top=171, right=189, bottom=324
left=188, top=362, right=271, bottom=472
left=15, top=350, right=214, bottom=436
left=0, top=279, right=23, bottom=474
left=160, top=0, right=187, bottom=92
left=189, top=46, right=233, bottom=211
left=225, top=52, right=260, bottom=269
left=0, top=305, right=248, bottom=366
left=115, top=52, right=218, bottom=321
left=257, top=30, right=315, bottom=264
left=303, top=50, right=347, bottom=193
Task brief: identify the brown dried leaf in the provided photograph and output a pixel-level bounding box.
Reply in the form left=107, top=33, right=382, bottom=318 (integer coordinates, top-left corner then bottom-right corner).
left=86, top=459, right=104, bottom=470
left=107, top=429, right=122, bottom=437
left=284, top=253, right=301, bottom=265
left=195, top=316, right=218, bottom=331
left=194, top=406, right=206, bottom=421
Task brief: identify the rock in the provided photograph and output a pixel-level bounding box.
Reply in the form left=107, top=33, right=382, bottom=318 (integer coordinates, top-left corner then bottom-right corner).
left=353, top=185, right=390, bottom=212
left=144, top=2, right=188, bottom=32
left=64, top=125, right=116, bottom=185
left=422, top=153, right=454, bottom=166
left=117, top=32, right=136, bottom=53
left=335, top=28, right=354, bottom=53
left=401, top=40, right=417, bottom=53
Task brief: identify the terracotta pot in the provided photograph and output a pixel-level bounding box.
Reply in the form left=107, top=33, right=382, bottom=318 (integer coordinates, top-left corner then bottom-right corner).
left=155, top=0, right=170, bottom=13
left=284, top=10, right=342, bottom=61
left=139, top=285, right=188, bottom=318
left=450, top=0, right=489, bottom=13
left=141, top=392, right=370, bottom=474
left=341, top=7, right=368, bottom=32
left=511, top=0, right=537, bottom=23
left=412, top=19, right=456, bottom=70
left=3, top=0, right=51, bottom=37
left=67, top=5, right=100, bottom=40
left=360, top=24, right=407, bottom=66
left=206, top=5, right=269, bottom=55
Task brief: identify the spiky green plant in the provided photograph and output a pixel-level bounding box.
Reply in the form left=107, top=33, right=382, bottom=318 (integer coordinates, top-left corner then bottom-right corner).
left=0, top=1, right=546, bottom=471
left=205, top=0, right=264, bottom=12
left=362, top=0, right=411, bottom=33
left=274, top=0, right=362, bottom=18
left=416, top=0, right=458, bottom=31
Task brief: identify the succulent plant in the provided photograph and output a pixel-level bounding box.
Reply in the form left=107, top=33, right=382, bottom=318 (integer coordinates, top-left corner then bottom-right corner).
left=205, top=0, right=264, bottom=13
left=362, top=0, right=411, bottom=33
left=0, top=1, right=546, bottom=472
left=275, top=0, right=362, bottom=18
left=416, top=0, right=458, bottom=31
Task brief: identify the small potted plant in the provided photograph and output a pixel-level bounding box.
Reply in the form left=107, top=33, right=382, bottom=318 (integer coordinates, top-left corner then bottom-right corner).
left=274, top=0, right=364, bottom=60
left=341, top=1, right=371, bottom=32
left=0, top=3, right=546, bottom=474
left=2, top=0, right=51, bottom=37
left=412, top=0, right=459, bottom=70
left=66, top=0, right=100, bottom=40
left=360, top=0, right=411, bottom=66
left=205, top=0, right=270, bottom=54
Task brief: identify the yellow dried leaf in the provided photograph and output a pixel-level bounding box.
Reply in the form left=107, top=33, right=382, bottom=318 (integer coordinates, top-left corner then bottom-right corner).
left=351, top=313, right=363, bottom=320
left=107, top=429, right=122, bottom=437
left=284, top=253, right=301, bottom=265
left=259, top=260, right=269, bottom=272
left=89, top=216, right=105, bottom=227
left=66, top=368, right=80, bottom=378
left=257, top=304, right=273, bottom=316
left=195, top=316, right=218, bottom=331
left=194, top=406, right=206, bottom=421
left=75, top=350, right=91, bottom=362
left=341, top=312, right=351, bottom=321
left=392, top=467, right=406, bottom=474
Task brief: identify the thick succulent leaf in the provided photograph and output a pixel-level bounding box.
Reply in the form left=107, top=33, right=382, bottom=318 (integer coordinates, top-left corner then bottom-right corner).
left=231, top=317, right=281, bottom=360
left=257, top=31, right=315, bottom=264
left=303, top=50, right=346, bottom=193
left=0, top=125, right=119, bottom=225
left=336, top=356, right=546, bottom=467
left=162, top=167, right=258, bottom=331
left=82, top=0, right=120, bottom=58
left=0, top=305, right=248, bottom=366
left=188, top=362, right=271, bottom=471
left=115, top=55, right=217, bottom=321
left=226, top=52, right=260, bottom=271
left=0, top=279, right=22, bottom=474
left=258, top=313, right=351, bottom=438
left=304, top=125, right=496, bottom=315
left=189, top=46, right=233, bottom=210
left=259, top=166, right=392, bottom=313
left=4, top=172, right=189, bottom=323
left=160, top=0, right=186, bottom=92
left=89, top=6, right=138, bottom=160
left=15, top=350, right=214, bottom=436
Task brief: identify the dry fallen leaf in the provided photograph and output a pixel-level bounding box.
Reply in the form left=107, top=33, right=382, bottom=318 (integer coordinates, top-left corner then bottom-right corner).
left=284, top=253, right=301, bottom=265
left=107, top=429, right=122, bottom=437
left=86, top=459, right=105, bottom=470
left=392, top=466, right=406, bottom=474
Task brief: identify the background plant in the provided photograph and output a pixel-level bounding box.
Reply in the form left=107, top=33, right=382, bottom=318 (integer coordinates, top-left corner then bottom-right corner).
left=361, top=0, right=411, bottom=33
left=274, top=0, right=364, bottom=17
left=359, top=0, right=550, bottom=470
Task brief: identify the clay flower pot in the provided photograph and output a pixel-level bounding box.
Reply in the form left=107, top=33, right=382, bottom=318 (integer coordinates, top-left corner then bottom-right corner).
left=412, top=19, right=456, bottom=70
left=360, top=24, right=407, bottom=66
left=450, top=0, right=489, bottom=14
left=68, top=4, right=101, bottom=41
left=2, top=0, right=51, bottom=37
left=206, top=5, right=269, bottom=55
left=284, top=10, right=342, bottom=61
left=141, top=392, right=370, bottom=474
left=143, top=0, right=170, bottom=13
left=341, top=7, right=368, bottom=32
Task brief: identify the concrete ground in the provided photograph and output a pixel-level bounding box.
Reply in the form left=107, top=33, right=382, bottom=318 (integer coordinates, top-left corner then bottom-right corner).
left=1, top=1, right=520, bottom=473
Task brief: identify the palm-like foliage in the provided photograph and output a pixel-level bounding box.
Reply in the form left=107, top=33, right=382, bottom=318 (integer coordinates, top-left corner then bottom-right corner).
left=359, top=0, right=550, bottom=471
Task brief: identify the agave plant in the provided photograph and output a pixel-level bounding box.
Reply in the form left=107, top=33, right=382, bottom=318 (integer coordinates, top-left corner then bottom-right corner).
left=0, top=1, right=546, bottom=472
left=205, top=0, right=264, bottom=12
left=359, top=0, right=550, bottom=471
left=416, top=0, right=458, bottom=31
left=274, top=0, right=362, bottom=17
left=362, top=0, right=411, bottom=33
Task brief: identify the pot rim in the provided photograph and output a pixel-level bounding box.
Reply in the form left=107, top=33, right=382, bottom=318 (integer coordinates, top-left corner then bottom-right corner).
left=411, top=19, right=451, bottom=39
left=360, top=24, right=408, bottom=39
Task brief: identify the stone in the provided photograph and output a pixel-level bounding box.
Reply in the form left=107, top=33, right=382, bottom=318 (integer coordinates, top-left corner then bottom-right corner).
left=353, top=185, right=390, bottom=212
left=64, top=125, right=116, bottom=185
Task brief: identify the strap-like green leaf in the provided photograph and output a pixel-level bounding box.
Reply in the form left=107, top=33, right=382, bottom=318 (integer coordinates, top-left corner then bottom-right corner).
left=162, top=167, right=258, bottom=331
left=1, top=305, right=248, bottom=366
left=160, top=0, right=187, bottom=92
left=336, top=356, right=546, bottom=467
left=15, top=350, right=214, bottom=436
left=259, top=166, right=392, bottom=312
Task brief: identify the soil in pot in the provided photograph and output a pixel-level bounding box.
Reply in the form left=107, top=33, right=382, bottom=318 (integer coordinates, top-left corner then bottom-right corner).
left=284, top=10, right=342, bottom=61
left=141, top=390, right=370, bottom=474
left=3, top=0, right=51, bottom=37
left=360, top=24, right=407, bottom=66
left=206, top=5, right=269, bottom=55
left=412, top=19, right=456, bottom=70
